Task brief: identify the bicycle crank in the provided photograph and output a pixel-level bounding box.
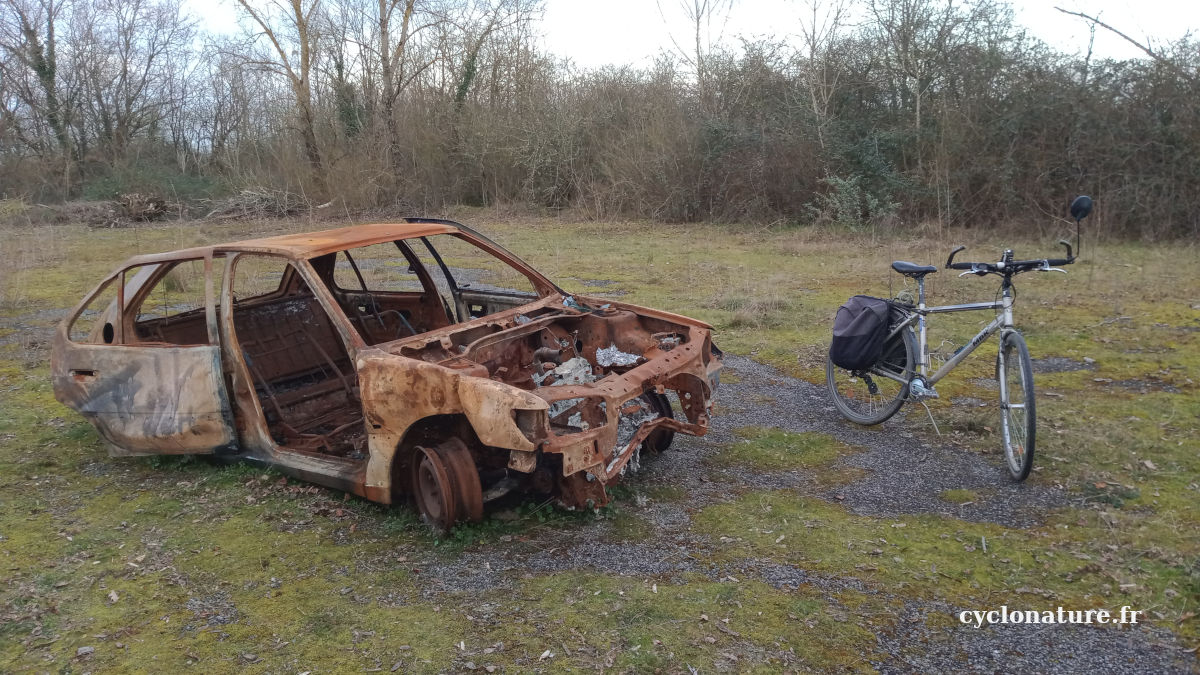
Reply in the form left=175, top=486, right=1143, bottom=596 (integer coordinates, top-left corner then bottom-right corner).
left=908, top=377, right=939, bottom=400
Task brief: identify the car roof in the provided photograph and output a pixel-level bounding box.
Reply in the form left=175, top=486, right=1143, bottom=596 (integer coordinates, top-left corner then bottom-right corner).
left=120, top=219, right=468, bottom=265
left=221, top=220, right=462, bottom=257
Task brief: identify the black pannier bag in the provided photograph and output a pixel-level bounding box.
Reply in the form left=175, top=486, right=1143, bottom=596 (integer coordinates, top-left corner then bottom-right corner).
left=830, top=295, right=892, bottom=371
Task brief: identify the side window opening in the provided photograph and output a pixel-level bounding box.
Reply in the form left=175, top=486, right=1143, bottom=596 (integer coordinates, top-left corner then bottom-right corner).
left=68, top=277, right=120, bottom=344
left=315, top=242, right=448, bottom=345
left=333, top=247, right=425, bottom=293
left=230, top=254, right=289, bottom=302
left=131, top=258, right=221, bottom=345
left=229, top=254, right=365, bottom=460
left=413, top=234, right=542, bottom=321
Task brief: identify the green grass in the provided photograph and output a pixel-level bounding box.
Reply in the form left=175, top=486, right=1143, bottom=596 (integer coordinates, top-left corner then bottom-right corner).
left=695, top=491, right=1198, bottom=628
left=0, top=210, right=1197, bottom=670
left=713, top=427, right=856, bottom=472
left=939, top=489, right=980, bottom=505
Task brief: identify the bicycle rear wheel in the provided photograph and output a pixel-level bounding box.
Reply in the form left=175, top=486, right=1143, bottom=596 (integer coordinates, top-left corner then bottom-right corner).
left=997, top=331, right=1036, bottom=481
left=827, top=325, right=915, bottom=425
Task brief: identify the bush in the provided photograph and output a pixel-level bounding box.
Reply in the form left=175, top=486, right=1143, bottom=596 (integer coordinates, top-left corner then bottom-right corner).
left=805, top=174, right=899, bottom=230
left=81, top=165, right=228, bottom=204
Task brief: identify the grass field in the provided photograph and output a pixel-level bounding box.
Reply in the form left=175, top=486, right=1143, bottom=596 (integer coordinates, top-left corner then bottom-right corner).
left=0, top=210, right=1197, bottom=672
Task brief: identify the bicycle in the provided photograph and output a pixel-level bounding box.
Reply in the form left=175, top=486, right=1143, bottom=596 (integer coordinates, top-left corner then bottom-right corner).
left=826, top=196, right=1093, bottom=481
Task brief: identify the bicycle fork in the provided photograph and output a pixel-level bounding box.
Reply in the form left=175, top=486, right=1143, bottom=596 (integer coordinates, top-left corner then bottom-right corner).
left=995, top=284, right=1017, bottom=421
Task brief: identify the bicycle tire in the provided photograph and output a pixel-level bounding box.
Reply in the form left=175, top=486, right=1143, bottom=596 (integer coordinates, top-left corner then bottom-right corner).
left=997, top=331, right=1036, bottom=481
left=827, top=324, right=915, bottom=425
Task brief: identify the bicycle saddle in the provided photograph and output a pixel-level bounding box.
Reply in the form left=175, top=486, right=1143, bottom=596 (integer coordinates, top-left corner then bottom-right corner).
left=891, top=261, right=937, bottom=277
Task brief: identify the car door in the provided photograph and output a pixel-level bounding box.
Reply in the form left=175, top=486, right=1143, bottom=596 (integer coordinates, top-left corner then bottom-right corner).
left=51, top=254, right=237, bottom=456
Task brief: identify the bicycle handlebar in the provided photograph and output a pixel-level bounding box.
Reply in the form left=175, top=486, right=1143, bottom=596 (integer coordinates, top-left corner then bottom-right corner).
left=944, top=241, right=1075, bottom=275
left=946, top=245, right=967, bottom=268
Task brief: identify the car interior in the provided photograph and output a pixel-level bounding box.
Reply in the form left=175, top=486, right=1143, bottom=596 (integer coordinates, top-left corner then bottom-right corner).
left=220, top=255, right=365, bottom=459
left=122, top=235, right=545, bottom=461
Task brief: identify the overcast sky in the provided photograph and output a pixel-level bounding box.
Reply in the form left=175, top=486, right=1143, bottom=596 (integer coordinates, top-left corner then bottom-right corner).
left=189, top=0, right=1198, bottom=67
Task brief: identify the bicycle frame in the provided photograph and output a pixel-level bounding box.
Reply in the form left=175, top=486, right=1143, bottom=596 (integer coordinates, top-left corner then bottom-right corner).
left=880, top=276, right=1015, bottom=387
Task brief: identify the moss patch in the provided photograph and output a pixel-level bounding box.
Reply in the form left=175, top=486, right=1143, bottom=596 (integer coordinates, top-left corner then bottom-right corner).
left=939, top=489, right=979, bottom=505
left=713, top=427, right=856, bottom=472
left=695, top=491, right=1200, bottom=642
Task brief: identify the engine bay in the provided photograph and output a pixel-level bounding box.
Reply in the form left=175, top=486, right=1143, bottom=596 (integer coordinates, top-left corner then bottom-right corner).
left=390, top=299, right=694, bottom=444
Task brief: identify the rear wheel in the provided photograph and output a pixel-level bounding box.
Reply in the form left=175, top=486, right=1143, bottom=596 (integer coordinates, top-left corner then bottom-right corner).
left=998, top=331, right=1036, bottom=481
left=827, top=326, right=915, bottom=425
left=411, top=437, right=483, bottom=533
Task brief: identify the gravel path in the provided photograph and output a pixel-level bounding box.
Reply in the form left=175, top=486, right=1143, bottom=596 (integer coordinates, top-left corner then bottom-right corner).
left=714, top=356, right=1071, bottom=528
left=415, top=354, right=1192, bottom=673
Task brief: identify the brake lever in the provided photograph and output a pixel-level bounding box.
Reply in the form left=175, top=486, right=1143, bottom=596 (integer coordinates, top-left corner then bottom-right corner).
left=1038, top=261, right=1067, bottom=274
left=958, top=264, right=990, bottom=277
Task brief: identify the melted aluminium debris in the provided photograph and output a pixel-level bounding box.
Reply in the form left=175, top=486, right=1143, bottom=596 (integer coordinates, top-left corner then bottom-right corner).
left=535, top=357, right=597, bottom=420
left=596, top=343, right=641, bottom=368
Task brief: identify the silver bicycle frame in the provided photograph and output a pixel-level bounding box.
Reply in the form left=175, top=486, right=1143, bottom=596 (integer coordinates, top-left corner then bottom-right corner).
left=877, top=276, right=1014, bottom=386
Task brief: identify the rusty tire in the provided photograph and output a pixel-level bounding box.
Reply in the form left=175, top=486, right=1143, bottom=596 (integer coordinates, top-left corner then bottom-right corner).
left=436, top=437, right=484, bottom=523
left=412, top=445, right=458, bottom=533
left=642, top=392, right=675, bottom=453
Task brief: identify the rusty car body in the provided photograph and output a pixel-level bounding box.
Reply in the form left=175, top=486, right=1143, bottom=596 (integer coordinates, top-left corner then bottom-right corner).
left=51, top=219, right=722, bottom=530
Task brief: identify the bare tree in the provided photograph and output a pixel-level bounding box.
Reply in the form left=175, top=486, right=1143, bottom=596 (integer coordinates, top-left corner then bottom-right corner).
left=867, top=0, right=1002, bottom=171
left=794, top=0, right=848, bottom=150
left=329, top=0, right=442, bottom=172
left=72, top=0, right=195, bottom=161
left=449, top=0, right=539, bottom=108
left=0, top=0, right=73, bottom=161
left=1055, top=7, right=1197, bottom=84
left=230, top=0, right=327, bottom=194
left=658, top=0, right=735, bottom=111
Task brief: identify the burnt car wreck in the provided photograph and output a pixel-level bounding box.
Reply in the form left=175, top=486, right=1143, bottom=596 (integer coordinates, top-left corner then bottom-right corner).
left=51, top=219, right=722, bottom=530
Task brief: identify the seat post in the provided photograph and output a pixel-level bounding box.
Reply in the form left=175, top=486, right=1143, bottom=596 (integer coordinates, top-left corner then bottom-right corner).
left=916, top=276, right=928, bottom=376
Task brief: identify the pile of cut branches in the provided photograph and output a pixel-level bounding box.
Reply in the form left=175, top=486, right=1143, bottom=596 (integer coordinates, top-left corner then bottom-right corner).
left=202, top=188, right=307, bottom=221
left=116, top=193, right=169, bottom=222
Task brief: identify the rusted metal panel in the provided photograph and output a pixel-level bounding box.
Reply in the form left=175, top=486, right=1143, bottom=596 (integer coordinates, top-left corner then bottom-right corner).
left=51, top=342, right=235, bottom=455
left=52, top=218, right=724, bottom=527
left=223, top=222, right=459, bottom=257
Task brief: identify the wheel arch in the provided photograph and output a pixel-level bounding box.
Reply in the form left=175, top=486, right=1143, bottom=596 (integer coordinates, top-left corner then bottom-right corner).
left=388, top=413, right=478, bottom=502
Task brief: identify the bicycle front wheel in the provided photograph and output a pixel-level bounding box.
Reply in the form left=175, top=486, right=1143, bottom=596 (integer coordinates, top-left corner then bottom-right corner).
left=997, top=331, right=1036, bottom=481
left=827, top=326, right=915, bottom=425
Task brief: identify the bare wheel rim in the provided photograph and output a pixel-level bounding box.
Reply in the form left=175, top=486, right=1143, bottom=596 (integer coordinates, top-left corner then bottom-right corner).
left=412, top=447, right=457, bottom=531
left=437, top=437, right=484, bottom=523
left=827, top=327, right=913, bottom=426
left=999, top=333, right=1036, bottom=480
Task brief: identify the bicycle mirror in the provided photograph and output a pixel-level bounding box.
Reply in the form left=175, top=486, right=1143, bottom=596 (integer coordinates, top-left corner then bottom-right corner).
left=1069, top=195, right=1092, bottom=260
left=1070, top=195, right=1093, bottom=223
